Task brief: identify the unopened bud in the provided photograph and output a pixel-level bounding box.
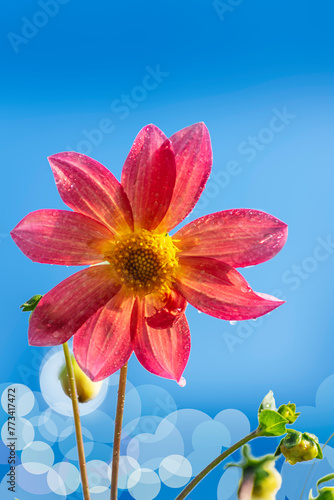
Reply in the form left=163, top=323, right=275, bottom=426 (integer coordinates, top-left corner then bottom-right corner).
left=59, top=356, right=102, bottom=403
left=227, top=445, right=282, bottom=500
left=277, top=403, right=300, bottom=424
left=276, top=430, right=322, bottom=465
left=249, top=460, right=282, bottom=499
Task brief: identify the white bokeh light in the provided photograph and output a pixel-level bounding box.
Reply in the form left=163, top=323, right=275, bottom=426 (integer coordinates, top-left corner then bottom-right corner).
left=47, top=462, right=80, bottom=495
left=159, top=454, right=192, bottom=488
left=21, top=441, right=55, bottom=474
left=128, top=468, right=161, bottom=500
left=1, top=384, right=35, bottom=417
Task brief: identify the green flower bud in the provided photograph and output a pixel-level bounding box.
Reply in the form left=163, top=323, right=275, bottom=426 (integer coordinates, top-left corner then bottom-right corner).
left=248, top=461, right=282, bottom=500
left=59, top=356, right=102, bottom=403
left=277, top=403, right=300, bottom=424
left=276, top=430, right=322, bottom=465
left=227, top=445, right=282, bottom=500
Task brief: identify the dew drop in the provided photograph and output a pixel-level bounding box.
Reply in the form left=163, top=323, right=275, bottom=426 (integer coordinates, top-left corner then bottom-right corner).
left=230, top=321, right=237, bottom=326
left=178, top=377, right=186, bottom=388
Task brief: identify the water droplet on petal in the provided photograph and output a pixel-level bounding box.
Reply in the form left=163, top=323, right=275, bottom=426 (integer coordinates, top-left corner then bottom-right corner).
left=178, top=377, right=186, bottom=388
left=230, top=321, right=237, bottom=326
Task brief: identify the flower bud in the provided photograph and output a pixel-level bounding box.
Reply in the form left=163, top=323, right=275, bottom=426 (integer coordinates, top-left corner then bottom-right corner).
left=59, top=356, right=102, bottom=403
left=276, top=430, right=322, bottom=465
left=277, top=403, right=300, bottom=424
left=227, top=445, right=282, bottom=500
left=247, top=460, right=282, bottom=500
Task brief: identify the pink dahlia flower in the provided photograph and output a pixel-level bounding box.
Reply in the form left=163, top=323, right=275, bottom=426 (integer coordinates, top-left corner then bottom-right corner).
left=11, top=123, right=287, bottom=382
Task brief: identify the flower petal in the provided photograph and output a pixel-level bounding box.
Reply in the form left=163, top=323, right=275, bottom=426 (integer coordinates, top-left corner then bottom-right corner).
left=29, top=265, right=121, bottom=346
left=131, top=298, right=190, bottom=381
left=73, top=290, right=134, bottom=382
left=48, top=152, right=133, bottom=234
left=175, top=209, right=288, bottom=268
left=157, top=122, right=212, bottom=232
left=121, top=124, right=176, bottom=230
left=145, top=289, right=187, bottom=329
left=175, top=256, right=284, bottom=320
left=11, top=209, right=113, bottom=265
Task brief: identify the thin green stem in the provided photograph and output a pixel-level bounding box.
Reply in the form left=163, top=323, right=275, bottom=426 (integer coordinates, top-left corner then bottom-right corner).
left=62, top=342, right=90, bottom=500
left=110, top=362, right=128, bottom=500
left=174, top=429, right=261, bottom=500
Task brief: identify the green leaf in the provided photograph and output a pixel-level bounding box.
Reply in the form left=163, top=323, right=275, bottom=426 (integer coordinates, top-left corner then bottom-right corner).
left=258, top=409, right=288, bottom=437
left=258, top=390, right=276, bottom=418
left=20, top=294, right=42, bottom=312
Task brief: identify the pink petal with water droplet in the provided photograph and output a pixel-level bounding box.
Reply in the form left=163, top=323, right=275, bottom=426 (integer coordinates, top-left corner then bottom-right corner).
left=121, top=124, right=176, bottom=230
left=49, top=152, right=133, bottom=234
left=29, top=265, right=121, bottom=346
left=157, top=122, right=212, bottom=232
left=175, top=209, right=288, bottom=268
left=11, top=209, right=113, bottom=265
left=73, top=290, right=134, bottom=382
left=175, top=256, right=285, bottom=320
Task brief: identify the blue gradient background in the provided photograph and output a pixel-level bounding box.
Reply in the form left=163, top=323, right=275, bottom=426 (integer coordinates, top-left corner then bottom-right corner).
left=1, top=0, right=334, bottom=498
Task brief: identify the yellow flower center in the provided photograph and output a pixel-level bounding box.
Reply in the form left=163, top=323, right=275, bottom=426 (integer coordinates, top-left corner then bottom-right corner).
left=104, top=229, right=179, bottom=295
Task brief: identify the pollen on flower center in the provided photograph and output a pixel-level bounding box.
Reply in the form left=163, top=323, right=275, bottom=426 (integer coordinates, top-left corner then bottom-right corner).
left=105, top=230, right=179, bottom=295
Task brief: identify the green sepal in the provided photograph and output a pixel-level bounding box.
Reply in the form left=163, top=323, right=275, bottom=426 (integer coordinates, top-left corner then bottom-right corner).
left=317, top=474, right=334, bottom=491
left=274, top=437, right=284, bottom=457
left=303, top=432, right=322, bottom=458
left=277, top=402, right=300, bottom=424
left=282, top=429, right=302, bottom=448
left=309, top=473, right=334, bottom=499
left=258, top=390, right=277, bottom=417
left=20, top=294, right=42, bottom=312
left=315, top=441, right=323, bottom=460
left=258, top=409, right=289, bottom=437
left=226, top=444, right=277, bottom=470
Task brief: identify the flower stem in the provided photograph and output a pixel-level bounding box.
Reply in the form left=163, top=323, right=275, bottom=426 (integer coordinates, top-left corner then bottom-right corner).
left=110, top=362, right=128, bottom=500
left=174, top=429, right=261, bottom=500
left=62, top=342, right=90, bottom=500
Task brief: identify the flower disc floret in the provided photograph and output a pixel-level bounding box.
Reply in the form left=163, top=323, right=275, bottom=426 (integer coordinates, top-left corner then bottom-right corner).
left=105, top=230, right=179, bottom=295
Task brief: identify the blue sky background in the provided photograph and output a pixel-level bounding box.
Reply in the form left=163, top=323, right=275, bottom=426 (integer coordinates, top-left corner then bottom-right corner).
left=1, top=0, right=334, bottom=498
